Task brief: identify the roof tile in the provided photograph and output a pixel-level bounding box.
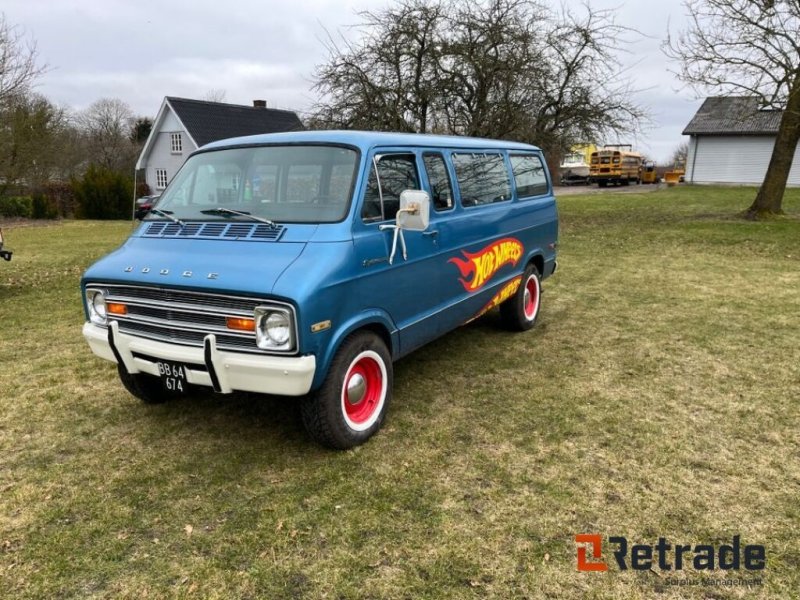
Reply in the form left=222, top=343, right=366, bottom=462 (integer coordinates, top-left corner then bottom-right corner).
left=166, top=97, right=303, bottom=146
left=683, top=96, right=783, bottom=135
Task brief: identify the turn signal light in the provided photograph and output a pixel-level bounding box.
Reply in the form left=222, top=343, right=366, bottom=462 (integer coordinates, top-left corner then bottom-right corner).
left=106, top=302, right=128, bottom=315
left=226, top=316, right=256, bottom=332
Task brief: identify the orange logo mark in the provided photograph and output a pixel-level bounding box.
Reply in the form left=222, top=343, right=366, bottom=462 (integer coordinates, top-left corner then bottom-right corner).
left=449, top=238, right=523, bottom=292
left=576, top=534, right=608, bottom=572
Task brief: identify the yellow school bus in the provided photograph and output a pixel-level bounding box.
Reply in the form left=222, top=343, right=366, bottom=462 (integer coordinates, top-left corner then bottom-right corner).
left=589, top=145, right=643, bottom=187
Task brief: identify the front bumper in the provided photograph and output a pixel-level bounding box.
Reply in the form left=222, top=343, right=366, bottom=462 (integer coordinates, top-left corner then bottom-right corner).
left=83, top=321, right=316, bottom=396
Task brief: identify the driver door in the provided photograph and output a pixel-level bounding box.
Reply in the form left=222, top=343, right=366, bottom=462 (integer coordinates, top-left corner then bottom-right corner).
left=353, top=150, right=445, bottom=355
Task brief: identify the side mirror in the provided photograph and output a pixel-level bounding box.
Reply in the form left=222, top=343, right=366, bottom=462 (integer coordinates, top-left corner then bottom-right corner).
left=397, top=190, right=430, bottom=231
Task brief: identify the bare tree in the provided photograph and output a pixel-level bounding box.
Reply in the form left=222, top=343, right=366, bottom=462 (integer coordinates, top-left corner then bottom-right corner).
left=78, top=98, right=137, bottom=173
left=665, top=0, right=800, bottom=218
left=668, top=140, right=689, bottom=166
left=0, top=93, right=67, bottom=195
left=202, top=89, right=227, bottom=103
left=0, top=13, right=47, bottom=105
left=311, top=0, right=647, bottom=160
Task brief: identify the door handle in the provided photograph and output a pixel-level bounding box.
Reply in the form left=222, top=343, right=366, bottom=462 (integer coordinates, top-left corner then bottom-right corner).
left=422, top=230, right=439, bottom=238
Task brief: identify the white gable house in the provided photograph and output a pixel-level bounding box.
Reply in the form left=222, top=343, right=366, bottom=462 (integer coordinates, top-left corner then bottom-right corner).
left=136, top=97, right=303, bottom=194
left=683, top=97, right=800, bottom=186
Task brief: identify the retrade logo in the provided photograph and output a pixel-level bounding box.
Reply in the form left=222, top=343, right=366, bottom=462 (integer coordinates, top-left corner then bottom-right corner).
left=575, top=535, right=766, bottom=573
left=575, top=534, right=609, bottom=572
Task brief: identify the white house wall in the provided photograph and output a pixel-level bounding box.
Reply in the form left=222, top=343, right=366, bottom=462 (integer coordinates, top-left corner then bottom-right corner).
left=688, top=135, right=800, bottom=185
left=145, top=125, right=197, bottom=193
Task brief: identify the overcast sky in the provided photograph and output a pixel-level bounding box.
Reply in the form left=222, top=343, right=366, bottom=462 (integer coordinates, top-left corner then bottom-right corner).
left=4, top=0, right=701, bottom=162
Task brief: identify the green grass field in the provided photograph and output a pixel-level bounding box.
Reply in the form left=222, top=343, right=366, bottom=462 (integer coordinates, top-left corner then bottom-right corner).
left=1, top=186, right=799, bottom=599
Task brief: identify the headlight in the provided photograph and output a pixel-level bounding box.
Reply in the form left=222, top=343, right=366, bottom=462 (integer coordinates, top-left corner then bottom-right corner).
left=255, top=307, right=295, bottom=351
left=86, top=289, right=107, bottom=325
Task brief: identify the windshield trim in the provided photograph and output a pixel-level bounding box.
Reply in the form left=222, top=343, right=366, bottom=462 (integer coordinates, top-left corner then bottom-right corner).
left=146, top=142, right=362, bottom=226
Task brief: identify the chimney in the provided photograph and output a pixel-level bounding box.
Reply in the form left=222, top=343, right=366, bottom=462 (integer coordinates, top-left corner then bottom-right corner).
left=253, top=99, right=267, bottom=109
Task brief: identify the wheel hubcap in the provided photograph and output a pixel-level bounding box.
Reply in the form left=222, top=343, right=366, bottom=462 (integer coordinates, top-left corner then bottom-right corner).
left=342, top=353, right=385, bottom=427
left=346, top=373, right=366, bottom=405
left=524, top=275, right=539, bottom=320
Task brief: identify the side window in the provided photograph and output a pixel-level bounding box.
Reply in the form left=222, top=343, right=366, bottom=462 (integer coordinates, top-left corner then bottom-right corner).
left=250, top=164, right=278, bottom=203
left=452, top=153, right=511, bottom=207
left=328, top=163, right=355, bottom=201
left=362, top=154, right=419, bottom=222
left=286, top=164, right=323, bottom=203
left=193, top=163, right=242, bottom=205
left=423, top=153, right=454, bottom=211
left=510, top=154, right=548, bottom=198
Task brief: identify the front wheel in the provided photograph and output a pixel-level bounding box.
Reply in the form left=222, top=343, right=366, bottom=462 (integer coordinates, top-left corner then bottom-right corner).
left=301, top=332, right=392, bottom=449
left=500, top=264, right=542, bottom=331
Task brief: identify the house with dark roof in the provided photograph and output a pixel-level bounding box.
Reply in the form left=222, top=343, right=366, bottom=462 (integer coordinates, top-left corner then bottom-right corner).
left=683, top=96, right=800, bottom=185
left=136, top=97, right=303, bottom=193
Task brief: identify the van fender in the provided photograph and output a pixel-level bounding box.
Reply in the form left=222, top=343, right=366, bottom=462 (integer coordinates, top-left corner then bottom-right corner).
left=310, top=309, right=399, bottom=391
left=522, top=248, right=546, bottom=275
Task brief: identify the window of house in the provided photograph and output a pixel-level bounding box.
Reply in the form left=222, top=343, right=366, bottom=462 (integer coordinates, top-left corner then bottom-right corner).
left=423, top=153, right=454, bottom=211
left=510, top=154, right=548, bottom=198
left=451, top=152, right=511, bottom=207
left=362, top=154, right=419, bottom=221
left=171, top=133, right=182, bottom=154
left=156, top=169, right=168, bottom=189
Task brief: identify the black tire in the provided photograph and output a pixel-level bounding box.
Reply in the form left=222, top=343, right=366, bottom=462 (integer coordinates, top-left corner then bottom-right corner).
left=117, top=364, right=184, bottom=404
left=500, top=263, right=542, bottom=331
left=301, top=331, right=392, bottom=449
left=598, top=180, right=607, bottom=188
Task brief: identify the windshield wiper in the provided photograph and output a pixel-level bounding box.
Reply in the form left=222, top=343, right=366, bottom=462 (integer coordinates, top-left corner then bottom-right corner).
left=149, top=208, right=185, bottom=228
left=200, top=207, right=277, bottom=228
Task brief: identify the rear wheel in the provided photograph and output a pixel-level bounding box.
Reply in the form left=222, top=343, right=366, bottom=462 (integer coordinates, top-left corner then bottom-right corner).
left=117, top=364, right=185, bottom=404
left=500, top=263, right=542, bottom=331
left=301, top=331, right=392, bottom=449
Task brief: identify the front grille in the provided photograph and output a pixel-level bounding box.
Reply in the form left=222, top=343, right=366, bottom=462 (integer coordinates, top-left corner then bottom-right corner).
left=143, top=222, right=284, bottom=241
left=91, top=284, right=296, bottom=355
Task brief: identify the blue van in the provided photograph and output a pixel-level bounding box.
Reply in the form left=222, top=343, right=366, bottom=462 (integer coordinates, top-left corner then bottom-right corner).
left=82, top=131, right=558, bottom=448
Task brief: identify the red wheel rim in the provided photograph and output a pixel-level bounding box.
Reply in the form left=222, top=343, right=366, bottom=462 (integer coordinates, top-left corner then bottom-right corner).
left=342, top=355, right=383, bottom=425
left=523, top=275, right=539, bottom=320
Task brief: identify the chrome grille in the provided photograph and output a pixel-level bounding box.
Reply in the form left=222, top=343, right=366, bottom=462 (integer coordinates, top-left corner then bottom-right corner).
left=91, top=284, right=297, bottom=355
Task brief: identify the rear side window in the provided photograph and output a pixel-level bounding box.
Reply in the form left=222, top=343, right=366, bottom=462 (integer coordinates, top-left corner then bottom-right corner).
left=362, top=154, right=419, bottom=222
left=423, top=153, right=454, bottom=211
left=510, top=154, right=548, bottom=198
left=452, top=153, right=511, bottom=207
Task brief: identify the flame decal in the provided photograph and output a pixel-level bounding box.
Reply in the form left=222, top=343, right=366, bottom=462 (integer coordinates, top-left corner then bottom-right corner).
left=465, top=276, right=523, bottom=324
left=449, top=238, right=524, bottom=292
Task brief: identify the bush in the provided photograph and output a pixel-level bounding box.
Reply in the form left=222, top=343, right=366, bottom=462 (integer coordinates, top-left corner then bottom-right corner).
left=72, top=165, right=134, bottom=220
left=31, top=192, right=59, bottom=219
left=41, top=182, right=78, bottom=218
left=136, top=181, right=151, bottom=198
left=0, top=196, right=33, bottom=218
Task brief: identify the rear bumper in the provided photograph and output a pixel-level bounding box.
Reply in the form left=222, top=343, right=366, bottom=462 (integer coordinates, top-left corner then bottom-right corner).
left=83, top=321, right=316, bottom=396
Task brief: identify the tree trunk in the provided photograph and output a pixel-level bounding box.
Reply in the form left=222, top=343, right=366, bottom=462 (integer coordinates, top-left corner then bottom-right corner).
left=746, top=79, right=800, bottom=219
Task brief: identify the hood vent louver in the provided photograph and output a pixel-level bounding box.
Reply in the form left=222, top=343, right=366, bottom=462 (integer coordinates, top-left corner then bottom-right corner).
left=143, top=221, right=284, bottom=241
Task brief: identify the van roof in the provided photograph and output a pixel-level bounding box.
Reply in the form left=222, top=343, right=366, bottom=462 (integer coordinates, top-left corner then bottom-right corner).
left=201, top=130, right=541, bottom=153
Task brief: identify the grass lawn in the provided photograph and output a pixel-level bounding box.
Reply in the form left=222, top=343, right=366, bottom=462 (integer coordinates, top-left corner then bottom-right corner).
left=1, top=186, right=798, bottom=599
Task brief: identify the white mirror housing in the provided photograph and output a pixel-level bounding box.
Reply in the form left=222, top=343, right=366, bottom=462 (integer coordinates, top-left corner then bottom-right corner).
left=397, top=190, right=430, bottom=231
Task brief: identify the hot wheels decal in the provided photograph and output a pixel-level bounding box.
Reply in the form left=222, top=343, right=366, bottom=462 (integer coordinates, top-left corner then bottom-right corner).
left=469, top=276, right=522, bottom=322
left=449, top=238, right=523, bottom=292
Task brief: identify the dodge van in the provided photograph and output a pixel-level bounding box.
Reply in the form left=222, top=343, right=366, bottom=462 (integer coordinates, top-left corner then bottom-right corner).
left=82, top=131, right=558, bottom=448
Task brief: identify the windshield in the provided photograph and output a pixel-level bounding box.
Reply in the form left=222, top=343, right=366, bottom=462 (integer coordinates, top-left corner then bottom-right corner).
left=148, top=145, right=359, bottom=223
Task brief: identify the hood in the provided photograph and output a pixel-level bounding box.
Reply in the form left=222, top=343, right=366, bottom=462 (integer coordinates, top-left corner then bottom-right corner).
left=82, top=237, right=306, bottom=297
